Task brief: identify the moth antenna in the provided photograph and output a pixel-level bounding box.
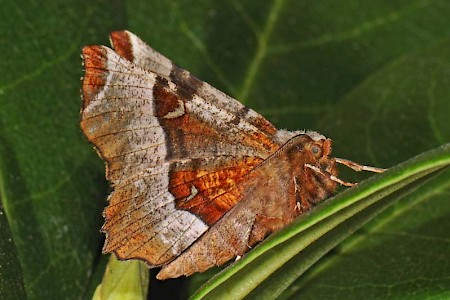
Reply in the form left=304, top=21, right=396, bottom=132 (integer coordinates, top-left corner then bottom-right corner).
left=305, top=164, right=355, bottom=187
left=335, top=158, right=386, bottom=173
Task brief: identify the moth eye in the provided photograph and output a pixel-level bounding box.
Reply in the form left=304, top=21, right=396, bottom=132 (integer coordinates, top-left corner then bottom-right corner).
left=311, top=145, right=322, bottom=157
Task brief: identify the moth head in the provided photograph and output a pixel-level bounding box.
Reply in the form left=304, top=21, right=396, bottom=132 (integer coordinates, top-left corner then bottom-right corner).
left=284, top=134, right=337, bottom=174
left=279, top=134, right=339, bottom=210
left=304, top=134, right=339, bottom=182
left=284, top=133, right=383, bottom=214
left=293, top=133, right=386, bottom=188
left=283, top=134, right=338, bottom=185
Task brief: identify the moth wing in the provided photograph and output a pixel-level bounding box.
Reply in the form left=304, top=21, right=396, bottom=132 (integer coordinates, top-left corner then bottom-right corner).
left=81, top=45, right=286, bottom=266
left=109, top=30, right=284, bottom=147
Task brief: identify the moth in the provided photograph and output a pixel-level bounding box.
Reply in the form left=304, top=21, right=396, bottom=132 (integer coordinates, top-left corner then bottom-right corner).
left=80, top=31, right=384, bottom=280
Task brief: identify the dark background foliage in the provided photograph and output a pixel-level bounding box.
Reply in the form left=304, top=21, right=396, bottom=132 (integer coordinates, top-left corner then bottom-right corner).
left=1, top=1, right=449, bottom=299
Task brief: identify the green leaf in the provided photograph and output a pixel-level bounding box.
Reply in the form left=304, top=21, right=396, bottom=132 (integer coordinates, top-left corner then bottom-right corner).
left=1, top=1, right=449, bottom=299
left=0, top=202, right=26, bottom=299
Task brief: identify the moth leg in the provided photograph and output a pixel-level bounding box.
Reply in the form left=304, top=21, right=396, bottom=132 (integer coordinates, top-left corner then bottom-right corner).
left=293, top=175, right=319, bottom=212
left=305, top=164, right=355, bottom=187
left=294, top=176, right=303, bottom=211
left=335, top=158, right=386, bottom=173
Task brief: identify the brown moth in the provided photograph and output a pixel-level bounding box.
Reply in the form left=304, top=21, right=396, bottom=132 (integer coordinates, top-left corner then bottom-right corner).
left=80, top=31, right=384, bottom=280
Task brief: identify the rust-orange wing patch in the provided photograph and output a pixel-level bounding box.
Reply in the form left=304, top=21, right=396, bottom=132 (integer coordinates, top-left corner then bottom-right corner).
left=169, top=156, right=263, bottom=225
